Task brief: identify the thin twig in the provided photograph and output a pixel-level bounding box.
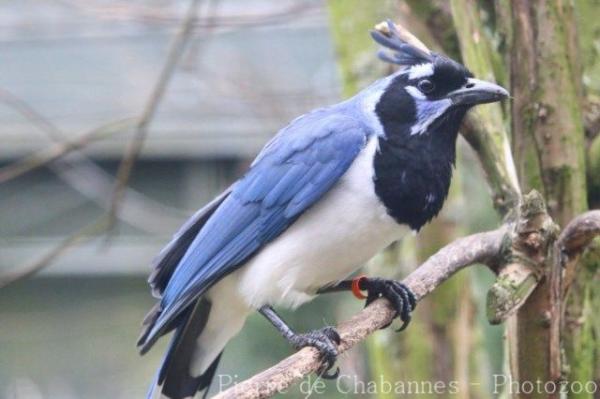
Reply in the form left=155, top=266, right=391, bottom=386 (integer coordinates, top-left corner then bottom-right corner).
left=213, top=228, right=505, bottom=399
left=0, top=88, right=184, bottom=232
left=59, top=0, right=318, bottom=29
left=0, top=217, right=109, bottom=289
left=107, top=0, right=205, bottom=230
left=0, top=118, right=134, bottom=184
left=0, top=97, right=178, bottom=288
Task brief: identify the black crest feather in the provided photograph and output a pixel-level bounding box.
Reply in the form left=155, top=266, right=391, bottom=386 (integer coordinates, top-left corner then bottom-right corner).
left=370, top=20, right=432, bottom=66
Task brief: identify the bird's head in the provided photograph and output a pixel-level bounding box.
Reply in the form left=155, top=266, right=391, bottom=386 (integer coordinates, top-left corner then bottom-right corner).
left=370, top=21, right=508, bottom=137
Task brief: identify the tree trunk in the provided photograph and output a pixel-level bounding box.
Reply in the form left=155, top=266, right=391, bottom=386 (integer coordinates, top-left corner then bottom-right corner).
left=508, top=1, right=590, bottom=397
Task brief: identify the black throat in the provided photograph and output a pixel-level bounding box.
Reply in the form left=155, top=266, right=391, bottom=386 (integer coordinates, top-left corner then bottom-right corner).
left=372, top=83, right=468, bottom=231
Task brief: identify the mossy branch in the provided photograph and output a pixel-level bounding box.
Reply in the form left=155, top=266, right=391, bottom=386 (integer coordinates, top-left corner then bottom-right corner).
left=449, top=0, right=521, bottom=216
left=486, top=191, right=560, bottom=324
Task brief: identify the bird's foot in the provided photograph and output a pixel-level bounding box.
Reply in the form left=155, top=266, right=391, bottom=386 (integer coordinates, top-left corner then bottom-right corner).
left=360, top=277, right=416, bottom=332
left=288, top=326, right=341, bottom=379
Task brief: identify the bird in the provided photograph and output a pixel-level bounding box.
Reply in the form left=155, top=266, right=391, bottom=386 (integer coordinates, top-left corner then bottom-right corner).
left=138, top=20, right=509, bottom=399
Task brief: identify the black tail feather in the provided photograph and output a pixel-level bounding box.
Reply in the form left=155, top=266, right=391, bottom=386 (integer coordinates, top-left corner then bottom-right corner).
left=150, top=298, right=221, bottom=399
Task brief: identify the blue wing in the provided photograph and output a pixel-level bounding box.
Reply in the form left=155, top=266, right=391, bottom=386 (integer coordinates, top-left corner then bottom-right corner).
left=139, top=111, right=370, bottom=351
left=147, top=187, right=233, bottom=298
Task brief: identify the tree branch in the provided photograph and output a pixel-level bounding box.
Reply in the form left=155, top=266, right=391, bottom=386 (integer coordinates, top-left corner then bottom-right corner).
left=557, top=210, right=600, bottom=264
left=0, top=217, right=108, bottom=289
left=558, top=210, right=600, bottom=254
left=107, top=0, right=206, bottom=229
left=449, top=0, right=521, bottom=217
left=212, top=228, right=505, bottom=399
left=0, top=87, right=185, bottom=232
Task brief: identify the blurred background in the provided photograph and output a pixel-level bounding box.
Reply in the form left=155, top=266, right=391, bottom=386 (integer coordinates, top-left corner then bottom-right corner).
left=0, top=1, right=597, bottom=398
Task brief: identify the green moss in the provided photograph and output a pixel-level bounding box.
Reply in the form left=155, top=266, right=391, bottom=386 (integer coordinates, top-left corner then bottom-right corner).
left=326, top=0, right=391, bottom=97
left=486, top=273, right=538, bottom=324
left=405, top=0, right=461, bottom=60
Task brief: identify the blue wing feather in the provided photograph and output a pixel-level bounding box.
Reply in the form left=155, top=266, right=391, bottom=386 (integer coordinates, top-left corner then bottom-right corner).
left=146, top=187, right=233, bottom=298
left=139, top=111, right=370, bottom=350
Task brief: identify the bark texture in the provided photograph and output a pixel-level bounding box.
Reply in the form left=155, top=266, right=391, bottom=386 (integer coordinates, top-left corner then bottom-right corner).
left=508, top=1, right=591, bottom=397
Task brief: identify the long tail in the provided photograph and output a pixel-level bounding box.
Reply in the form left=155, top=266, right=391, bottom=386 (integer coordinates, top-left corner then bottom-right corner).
left=147, top=286, right=249, bottom=399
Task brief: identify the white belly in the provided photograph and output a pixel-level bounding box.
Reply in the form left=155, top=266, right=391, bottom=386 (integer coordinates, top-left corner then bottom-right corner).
left=236, top=137, right=407, bottom=309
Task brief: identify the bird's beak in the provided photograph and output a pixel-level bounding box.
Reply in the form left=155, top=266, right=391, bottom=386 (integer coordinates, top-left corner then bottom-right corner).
left=448, top=78, right=509, bottom=106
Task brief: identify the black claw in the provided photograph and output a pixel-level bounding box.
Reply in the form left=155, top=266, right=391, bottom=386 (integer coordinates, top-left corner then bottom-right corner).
left=388, top=285, right=406, bottom=319
left=362, top=278, right=417, bottom=332
left=400, top=282, right=417, bottom=310
left=319, top=366, right=340, bottom=379
left=289, top=327, right=340, bottom=379
left=391, top=282, right=411, bottom=322
left=395, top=313, right=411, bottom=332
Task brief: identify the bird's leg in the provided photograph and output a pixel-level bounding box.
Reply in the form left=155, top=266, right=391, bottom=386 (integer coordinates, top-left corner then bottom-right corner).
left=317, top=276, right=416, bottom=331
left=258, top=305, right=340, bottom=379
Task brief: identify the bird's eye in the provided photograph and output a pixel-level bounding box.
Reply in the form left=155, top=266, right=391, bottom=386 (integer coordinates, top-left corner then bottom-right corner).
left=417, top=79, right=435, bottom=94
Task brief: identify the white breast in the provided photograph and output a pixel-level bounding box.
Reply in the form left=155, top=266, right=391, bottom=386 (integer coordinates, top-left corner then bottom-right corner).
left=235, top=136, right=408, bottom=309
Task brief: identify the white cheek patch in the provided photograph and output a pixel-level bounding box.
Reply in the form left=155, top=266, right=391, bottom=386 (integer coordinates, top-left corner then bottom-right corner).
left=411, top=99, right=452, bottom=135
left=408, top=63, right=434, bottom=79
left=405, top=84, right=452, bottom=136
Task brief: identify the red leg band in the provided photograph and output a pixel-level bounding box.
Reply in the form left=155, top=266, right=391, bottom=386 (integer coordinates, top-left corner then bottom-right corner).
left=351, top=275, right=368, bottom=300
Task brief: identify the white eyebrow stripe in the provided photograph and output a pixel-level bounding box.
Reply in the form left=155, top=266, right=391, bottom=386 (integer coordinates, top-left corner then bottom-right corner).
left=408, top=63, right=434, bottom=79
